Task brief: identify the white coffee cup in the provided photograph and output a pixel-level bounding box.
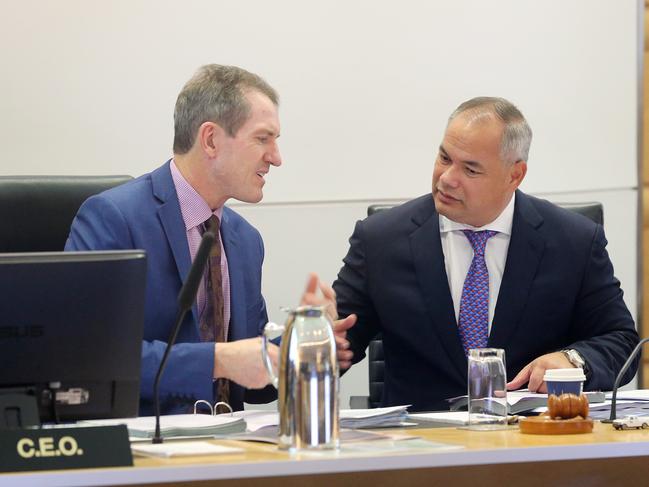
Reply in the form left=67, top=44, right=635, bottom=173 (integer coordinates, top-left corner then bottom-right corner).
left=543, top=368, right=586, bottom=396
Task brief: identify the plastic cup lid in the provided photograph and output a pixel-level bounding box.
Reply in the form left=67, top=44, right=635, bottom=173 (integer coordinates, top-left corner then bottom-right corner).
left=543, top=367, right=586, bottom=382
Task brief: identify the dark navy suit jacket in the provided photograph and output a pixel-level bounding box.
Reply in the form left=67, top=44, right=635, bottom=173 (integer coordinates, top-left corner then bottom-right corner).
left=65, top=161, right=275, bottom=415
left=334, top=191, right=639, bottom=411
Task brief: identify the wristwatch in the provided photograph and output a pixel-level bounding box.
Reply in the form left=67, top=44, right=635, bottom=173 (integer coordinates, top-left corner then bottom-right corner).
left=561, top=349, right=589, bottom=376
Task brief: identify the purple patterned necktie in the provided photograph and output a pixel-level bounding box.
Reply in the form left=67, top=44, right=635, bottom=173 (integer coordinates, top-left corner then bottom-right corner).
left=200, top=215, right=224, bottom=343
left=457, top=230, right=498, bottom=356
left=199, top=215, right=230, bottom=410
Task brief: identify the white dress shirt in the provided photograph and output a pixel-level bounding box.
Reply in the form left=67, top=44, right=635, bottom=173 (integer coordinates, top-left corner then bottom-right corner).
left=439, top=195, right=515, bottom=334
left=170, top=159, right=231, bottom=338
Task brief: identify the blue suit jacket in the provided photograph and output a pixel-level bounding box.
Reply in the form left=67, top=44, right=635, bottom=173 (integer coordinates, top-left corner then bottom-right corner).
left=65, top=161, right=275, bottom=415
left=334, top=191, right=639, bottom=411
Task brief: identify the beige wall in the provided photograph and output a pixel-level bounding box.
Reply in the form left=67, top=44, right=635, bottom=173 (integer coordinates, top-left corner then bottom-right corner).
left=642, top=1, right=649, bottom=387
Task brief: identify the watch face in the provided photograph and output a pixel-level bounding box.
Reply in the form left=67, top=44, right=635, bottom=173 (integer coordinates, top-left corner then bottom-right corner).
left=562, top=350, right=580, bottom=367
left=567, top=350, right=584, bottom=367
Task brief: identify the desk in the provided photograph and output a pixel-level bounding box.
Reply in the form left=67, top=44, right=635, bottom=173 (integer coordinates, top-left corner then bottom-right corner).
left=5, top=423, right=649, bottom=487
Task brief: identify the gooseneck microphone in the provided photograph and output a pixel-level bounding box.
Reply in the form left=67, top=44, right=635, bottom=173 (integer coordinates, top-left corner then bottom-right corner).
left=604, top=337, right=649, bottom=423
left=152, top=231, right=215, bottom=443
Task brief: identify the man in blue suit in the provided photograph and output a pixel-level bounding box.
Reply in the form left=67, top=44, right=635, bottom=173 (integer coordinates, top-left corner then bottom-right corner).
left=334, top=97, right=639, bottom=411
left=66, top=65, right=354, bottom=415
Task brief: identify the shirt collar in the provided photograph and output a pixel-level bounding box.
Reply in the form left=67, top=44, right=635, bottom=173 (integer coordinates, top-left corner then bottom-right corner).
left=170, top=159, right=223, bottom=231
left=439, top=193, right=515, bottom=236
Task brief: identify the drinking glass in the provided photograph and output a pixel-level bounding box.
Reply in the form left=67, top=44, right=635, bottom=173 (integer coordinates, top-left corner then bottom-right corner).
left=467, top=348, right=508, bottom=430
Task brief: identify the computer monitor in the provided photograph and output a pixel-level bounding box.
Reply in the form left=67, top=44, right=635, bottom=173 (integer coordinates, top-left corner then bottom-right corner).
left=0, top=250, right=146, bottom=426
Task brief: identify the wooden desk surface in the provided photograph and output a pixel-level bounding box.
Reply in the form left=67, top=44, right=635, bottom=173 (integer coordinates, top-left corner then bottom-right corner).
left=5, top=422, right=649, bottom=487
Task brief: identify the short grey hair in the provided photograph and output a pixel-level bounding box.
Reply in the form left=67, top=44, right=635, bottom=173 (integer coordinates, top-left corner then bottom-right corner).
left=448, top=97, right=532, bottom=164
left=173, top=64, right=279, bottom=154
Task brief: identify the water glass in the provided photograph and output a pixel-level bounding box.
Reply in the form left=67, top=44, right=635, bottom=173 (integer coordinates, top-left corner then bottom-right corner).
left=467, top=348, right=508, bottom=430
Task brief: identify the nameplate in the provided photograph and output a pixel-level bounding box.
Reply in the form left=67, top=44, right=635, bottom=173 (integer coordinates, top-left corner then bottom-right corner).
left=0, top=425, right=132, bottom=472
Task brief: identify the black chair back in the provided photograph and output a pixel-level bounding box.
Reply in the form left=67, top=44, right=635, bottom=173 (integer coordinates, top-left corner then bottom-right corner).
left=554, top=202, right=603, bottom=225
left=0, top=175, right=132, bottom=252
left=359, top=200, right=604, bottom=408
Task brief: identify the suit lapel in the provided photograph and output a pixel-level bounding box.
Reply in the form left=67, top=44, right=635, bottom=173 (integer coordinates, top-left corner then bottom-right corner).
left=220, top=209, right=246, bottom=341
left=151, top=162, right=197, bottom=325
left=489, top=191, right=545, bottom=348
left=409, top=199, right=467, bottom=381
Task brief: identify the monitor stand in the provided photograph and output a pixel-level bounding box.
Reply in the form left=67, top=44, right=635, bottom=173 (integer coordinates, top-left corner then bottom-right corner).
left=0, top=392, right=40, bottom=429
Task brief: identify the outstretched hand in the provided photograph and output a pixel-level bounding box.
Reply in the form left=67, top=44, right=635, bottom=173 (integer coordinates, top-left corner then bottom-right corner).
left=300, top=272, right=338, bottom=321
left=299, top=273, right=357, bottom=370
left=506, top=351, right=573, bottom=392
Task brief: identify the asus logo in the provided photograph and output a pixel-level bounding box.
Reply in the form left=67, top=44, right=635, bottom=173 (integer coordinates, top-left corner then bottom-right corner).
left=0, top=325, right=44, bottom=339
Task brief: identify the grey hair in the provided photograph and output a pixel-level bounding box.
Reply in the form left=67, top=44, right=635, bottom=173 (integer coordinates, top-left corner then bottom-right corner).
left=448, top=97, right=532, bottom=164
left=173, top=64, right=279, bottom=154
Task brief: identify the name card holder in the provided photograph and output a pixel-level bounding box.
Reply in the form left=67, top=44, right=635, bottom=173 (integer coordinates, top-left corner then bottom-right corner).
left=0, top=425, right=132, bottom=472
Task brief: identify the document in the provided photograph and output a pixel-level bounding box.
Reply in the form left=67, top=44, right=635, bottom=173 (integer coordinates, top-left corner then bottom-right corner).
left=588, top=400, right=649, bottom=420
left=131, top=441, right=243, bottom=458
left=605, top=389, right=649, bottom=401
left=339, top=405, right=410, bottom=428
left=225, top=426, right=409, bottom=445
left=80, top=414, right=246, bottom=438
left=408, top=411, right=470, bottom=426
left=447, top=390, right=605, bottom=414
left=231, top=406, right=409, bottom=432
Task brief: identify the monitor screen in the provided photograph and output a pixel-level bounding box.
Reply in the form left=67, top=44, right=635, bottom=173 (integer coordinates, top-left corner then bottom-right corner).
left=0, top=250, right=146, bottom=424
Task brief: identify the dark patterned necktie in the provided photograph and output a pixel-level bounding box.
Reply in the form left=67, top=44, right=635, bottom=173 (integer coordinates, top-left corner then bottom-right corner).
left=457, top=230, right=498, bottom=356
left=199, top=215, right=230, bottom=408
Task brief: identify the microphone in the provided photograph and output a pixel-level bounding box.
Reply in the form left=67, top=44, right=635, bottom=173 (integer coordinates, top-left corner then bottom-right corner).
left=152, top=230, right=215, bottom=443
left=603, top=337, right=649, bottom=423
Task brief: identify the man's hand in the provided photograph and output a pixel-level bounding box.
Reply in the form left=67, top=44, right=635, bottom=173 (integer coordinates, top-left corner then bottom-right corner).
left=300, top=272, right=338, bottom=321
left=214, top=337, right=278, bottom=389
left=334, top=314, right=357, bottom=370
left=507, top=351, right=574, bottom=392
left=299, top=273, right=357, bottom=370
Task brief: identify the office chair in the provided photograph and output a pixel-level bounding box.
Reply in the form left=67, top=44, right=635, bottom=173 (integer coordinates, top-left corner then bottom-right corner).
left=553, top=202, right=603, bottom=225
left=0, top=175, right=133, bottom=252
left=349, top=200, right=604, bottom=408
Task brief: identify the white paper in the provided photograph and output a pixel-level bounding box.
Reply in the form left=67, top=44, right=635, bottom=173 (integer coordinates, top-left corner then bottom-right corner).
left=605, top=390, right=649, bottom=401
left=232, top=406, right=411, bottom=431
left=505, top=390, right=547, bottom=405
left=231, top=410, right=280, bottom=432
left=340, top=405, right=410, bottom=419
left=82, top=414, right=240, bottom=430
left=408, top=411, right=470, bottom=425
left=131, top=441, right=243, bottom=458
left=80, top=413, right=244, bottom=437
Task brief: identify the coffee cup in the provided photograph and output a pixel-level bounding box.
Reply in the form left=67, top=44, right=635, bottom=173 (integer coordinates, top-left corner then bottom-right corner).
left=543, top=368, right=586, bottom=396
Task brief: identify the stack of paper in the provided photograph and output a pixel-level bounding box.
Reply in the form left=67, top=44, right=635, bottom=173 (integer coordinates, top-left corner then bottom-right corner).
left=582, top=391, right=649, bottom=420
left=80, top=414, right=246, bottom=439
left=226, top=425, right=404, bottom=444
left=230, top=410, right=279, bottom=432
left=231, top=406, right=410, bottom=432
left=131, top=441, right=243, bottom=458
left=407, top=411, right=470, bottom=425
left=606, top=389, right=649, bottom=401
left=588, top=401, right=649, bottom=420
left=340, top=406, right=409, bottom=428
left=447, top=390, right=605, bottom=415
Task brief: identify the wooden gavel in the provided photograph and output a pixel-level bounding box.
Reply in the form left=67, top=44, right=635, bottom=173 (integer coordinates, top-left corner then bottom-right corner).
left=546, top=393, right=589, bottom=420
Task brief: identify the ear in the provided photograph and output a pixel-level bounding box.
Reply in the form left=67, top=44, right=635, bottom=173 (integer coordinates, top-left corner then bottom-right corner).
left=196, top=121, right=225, bottom=158
left=508, top=160, right=527, bottom=189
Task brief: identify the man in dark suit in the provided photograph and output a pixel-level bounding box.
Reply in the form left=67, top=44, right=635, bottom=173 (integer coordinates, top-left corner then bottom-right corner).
left=66, top=65, right=353, bottom=415
left=333, top=97, right=639, bottom=411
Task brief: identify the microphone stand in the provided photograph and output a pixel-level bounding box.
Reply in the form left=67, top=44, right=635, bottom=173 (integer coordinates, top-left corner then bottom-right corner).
left=603, top=336, right=649, bottom=423
left=152, top=231, right=215, bottom=443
